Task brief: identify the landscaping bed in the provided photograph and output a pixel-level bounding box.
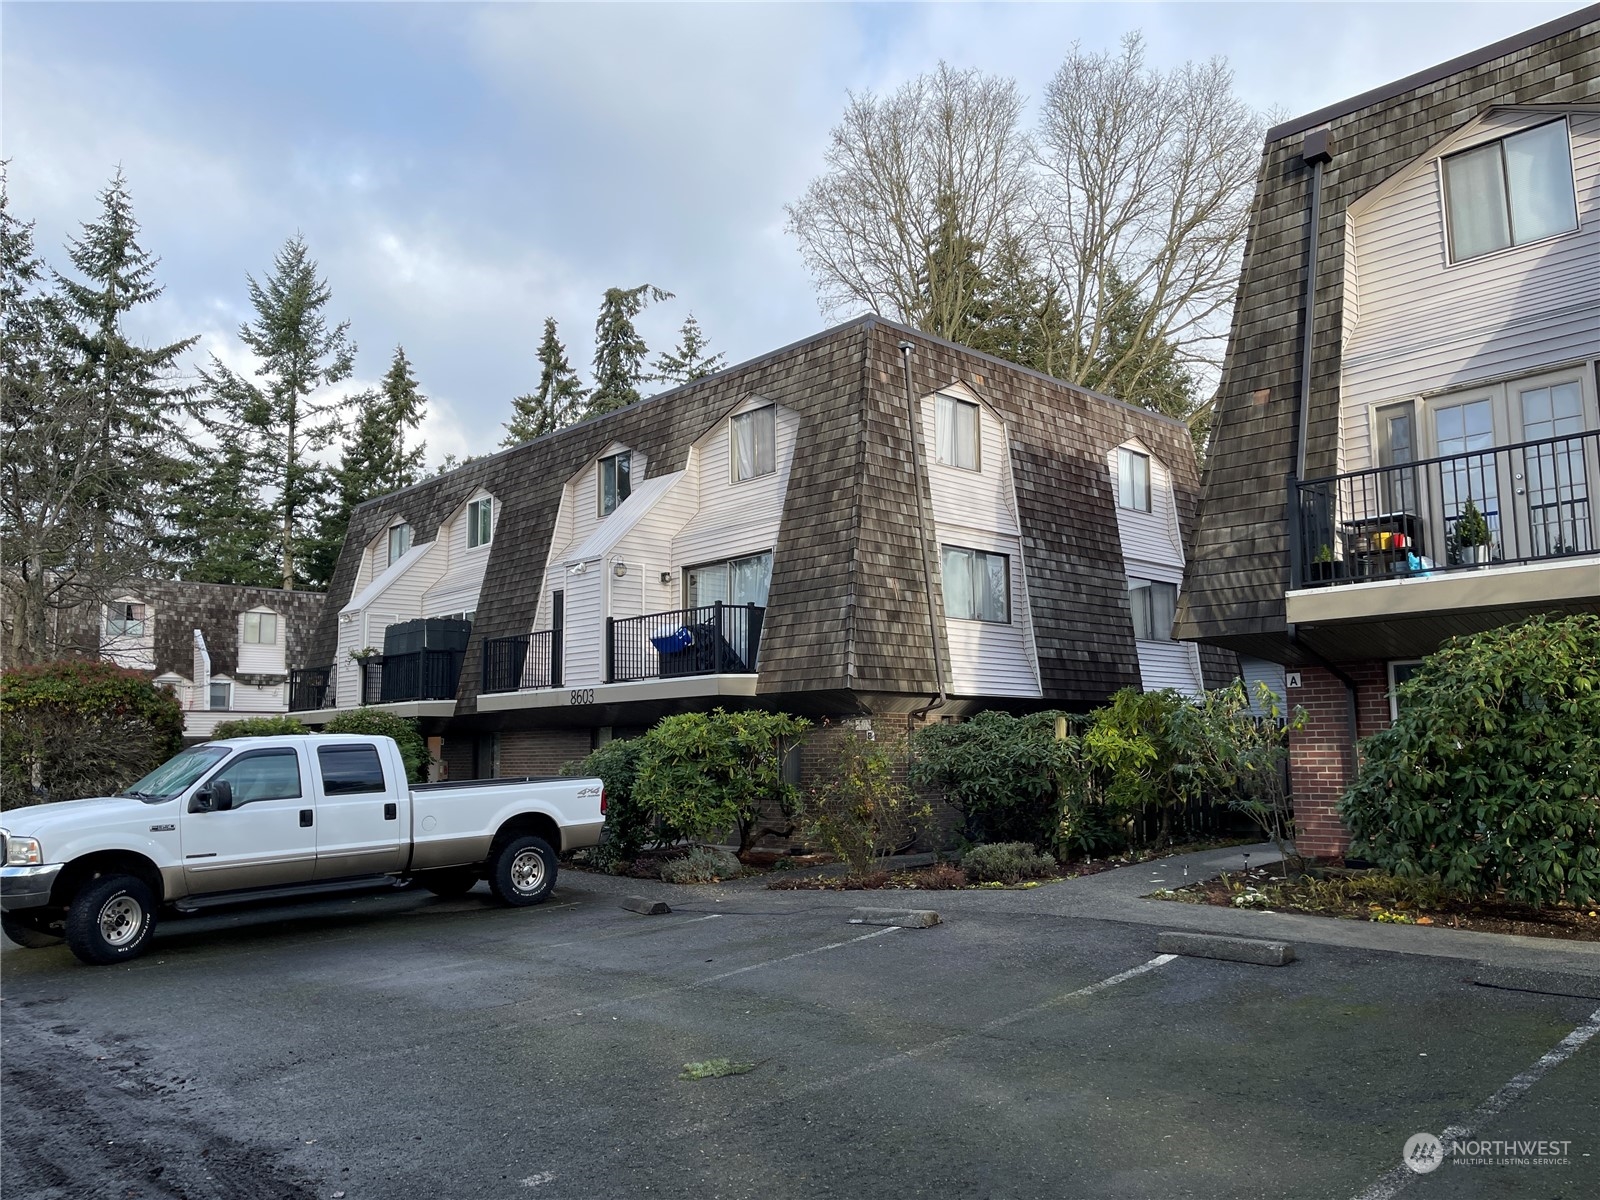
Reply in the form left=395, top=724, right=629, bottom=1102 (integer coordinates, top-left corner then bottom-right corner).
left=1151, top=867, right=1600, bottom=942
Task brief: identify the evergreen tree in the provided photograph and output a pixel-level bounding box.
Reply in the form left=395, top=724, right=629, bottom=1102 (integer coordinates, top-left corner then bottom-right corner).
left=968, top=230, right=1071, bottom=378
left=502, top=317, right=586, bottom=447
left=161, top=426, right=280, bottom=587
left=53, top=169, right=198, bottom=566
left=651, top=313, right=726, bottom=386
left=304, top=346, right=429, bottom=587
left=1081, top=270, right=1204, bottom=453
left=587, top=284, right=671, bottom=417
left=202, top=235, right=354, bottom=590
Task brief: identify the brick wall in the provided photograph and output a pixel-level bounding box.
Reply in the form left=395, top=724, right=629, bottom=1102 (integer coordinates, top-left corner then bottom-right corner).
left=440, top=737, right=475, bottom=783
left=499, top=730, right=594, bottom=778
left=1286, top=660, right=1390, bottom=858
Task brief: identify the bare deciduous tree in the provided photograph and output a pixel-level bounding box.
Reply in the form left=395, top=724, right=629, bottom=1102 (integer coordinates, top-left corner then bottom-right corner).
left=784, top=62, right=1034, bottom=342
left=1035, top=34, right=1264, bottom=429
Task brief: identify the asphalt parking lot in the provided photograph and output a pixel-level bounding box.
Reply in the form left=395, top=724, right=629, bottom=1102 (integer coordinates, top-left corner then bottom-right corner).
left=3, top=867, right=1597, bottom=1200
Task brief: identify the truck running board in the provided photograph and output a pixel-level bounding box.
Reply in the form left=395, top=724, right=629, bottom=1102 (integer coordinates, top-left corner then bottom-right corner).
left=173, top=875, right=399, bottom=913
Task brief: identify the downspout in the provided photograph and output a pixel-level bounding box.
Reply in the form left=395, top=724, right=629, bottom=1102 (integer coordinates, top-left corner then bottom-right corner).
left=900, top=340, right=946, bottom=720
left=1287, top=128, right=1360, bottom=811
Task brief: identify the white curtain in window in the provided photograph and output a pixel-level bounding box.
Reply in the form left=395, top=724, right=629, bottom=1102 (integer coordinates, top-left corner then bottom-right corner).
left=1445, top=144, right=1511, bottom=260
left=733, top=413, right=759, bottom=480
left=981, top=552, right=1008, bottom=622
left=1504, top=121, right=1577, bottom=245
left=956, top=401, right=978, bottom=470
left=936, top=396, right=957, bottom=465
left=730, top=553, right=773, bottom=606
left=941, top=548, right=973, bottom=619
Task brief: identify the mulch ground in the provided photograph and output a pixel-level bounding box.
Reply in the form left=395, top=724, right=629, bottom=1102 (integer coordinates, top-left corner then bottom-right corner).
left=1155, top=868, right=1600, bottom=942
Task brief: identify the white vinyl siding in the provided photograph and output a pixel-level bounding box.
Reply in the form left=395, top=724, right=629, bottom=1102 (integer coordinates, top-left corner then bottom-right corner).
left=1340, top=109, right=1600, bottom=474
left=1108, top=442, right=1184, bottom=566
left=334, top=537, right=446, bottom=707
left=919, top=388, right=1041, bottom=698
left=238, top=610, right=286, bottom=675
left=672, top=400, right=797, bottom=576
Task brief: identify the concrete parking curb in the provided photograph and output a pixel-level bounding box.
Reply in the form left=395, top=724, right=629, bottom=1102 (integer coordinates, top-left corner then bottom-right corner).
left=621, top=897, right=671, bottom=915
left=1473, top=962, right=1600, bottom=998
left=849, top=908, right=941, bottom=929
left=1157, top=930, right=1295, bottom=966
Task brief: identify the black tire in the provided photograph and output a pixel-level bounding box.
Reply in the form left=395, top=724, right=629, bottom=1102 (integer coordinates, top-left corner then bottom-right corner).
left=418, top=868, right=480, bottom=898
left=64, top=874, right=157, bottom=966
left=487, top=835, right=557, bottom=907
left=2, top=912, right=64, bottom=949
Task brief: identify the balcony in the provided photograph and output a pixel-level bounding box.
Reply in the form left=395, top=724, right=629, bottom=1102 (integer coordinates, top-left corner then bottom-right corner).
left=1290, top=430, right=1598, bottom=591
left=481, top=629, right=563, bottom=694
left=358, top=649, right=464, bottom=705
left=288, top=667, right=331, bottom=712
left=608, top=602, right=764, bottom=684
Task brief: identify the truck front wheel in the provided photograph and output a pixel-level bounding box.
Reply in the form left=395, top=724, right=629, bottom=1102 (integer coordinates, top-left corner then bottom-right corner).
left=64, top=875, right=157, bottom=965
left=487, top=835, right=557, bottom=907
left=2, top=912, right=64, bottom=949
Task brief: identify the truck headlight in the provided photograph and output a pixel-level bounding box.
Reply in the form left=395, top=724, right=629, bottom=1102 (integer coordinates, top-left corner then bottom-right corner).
left=3, top=835, right=42, bottom=866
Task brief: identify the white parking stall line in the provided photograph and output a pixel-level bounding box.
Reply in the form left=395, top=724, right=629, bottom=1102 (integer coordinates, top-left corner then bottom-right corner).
left=1350, top=1004, right=1600, bottom=1200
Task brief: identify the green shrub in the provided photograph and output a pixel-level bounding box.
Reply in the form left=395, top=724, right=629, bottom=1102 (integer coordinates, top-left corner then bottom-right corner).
left=564, top=737, right=650, bottom=869
left=212, top=714, right=307, bottom=739
left=909, top=710, right=1080, bottom=848
left=319, top=708, right=429, bottom=782
left=659, top=846, right=743, bottom=884
left=1341, top=615, right=1600, bottom=908
left=961, top=841, right=1057, bottom=884
left=1, top=660, right=185, bottom=809
left=799, top=727, right=927, bottom=877
left=635, top=709, right=810, bottom=854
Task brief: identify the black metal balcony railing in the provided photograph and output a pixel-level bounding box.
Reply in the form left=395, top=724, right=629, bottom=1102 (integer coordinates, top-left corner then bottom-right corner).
left=481, top=630, right=562, bottom=694
left=1291, top=429, right=1598, bottom=589
left=608, top=602, right=764, bottom=684
left=359, top=649, right=464, bottom=705
left=288, top=667, right=331, bottom=712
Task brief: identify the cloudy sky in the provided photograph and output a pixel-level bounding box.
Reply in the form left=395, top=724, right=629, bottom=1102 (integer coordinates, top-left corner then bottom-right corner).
left=3, top=1, right=1584, bottom=466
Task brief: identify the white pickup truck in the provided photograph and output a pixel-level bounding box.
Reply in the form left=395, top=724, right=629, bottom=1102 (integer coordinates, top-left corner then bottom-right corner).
left=0, top=734, right=604, bottom=965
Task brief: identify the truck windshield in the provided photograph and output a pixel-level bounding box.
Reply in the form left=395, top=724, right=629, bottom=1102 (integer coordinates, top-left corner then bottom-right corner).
left=119, top=746, right=231, bottom=802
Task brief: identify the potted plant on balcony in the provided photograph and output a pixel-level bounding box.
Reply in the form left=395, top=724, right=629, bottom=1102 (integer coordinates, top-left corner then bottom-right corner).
left=1308, top=543, right=1343, bottom=584
left=1455, top=500, right=1492, bottom=566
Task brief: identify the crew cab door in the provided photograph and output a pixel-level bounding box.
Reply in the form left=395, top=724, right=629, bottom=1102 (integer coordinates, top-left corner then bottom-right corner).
left=183, top=746, right=316, bottom=893
left=311, top=742, right=406, bottom=880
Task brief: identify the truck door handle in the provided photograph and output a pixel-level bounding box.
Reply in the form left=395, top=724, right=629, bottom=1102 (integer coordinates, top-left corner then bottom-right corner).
left=384, top=802, right=397, bottom=821
left=300, top=809, right=314, bottom=827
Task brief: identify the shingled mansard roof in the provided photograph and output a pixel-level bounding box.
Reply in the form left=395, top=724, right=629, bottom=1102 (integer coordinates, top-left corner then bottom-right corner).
left=1174, top=6, right=1600, bottom=660
left=116, top=580, right=327, bottom=680
left=310, top=316, right=1232, bottom=714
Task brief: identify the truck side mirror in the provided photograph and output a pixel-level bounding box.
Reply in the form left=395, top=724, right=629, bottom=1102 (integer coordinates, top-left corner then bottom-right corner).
left=211, top=780, right=235, bottom=811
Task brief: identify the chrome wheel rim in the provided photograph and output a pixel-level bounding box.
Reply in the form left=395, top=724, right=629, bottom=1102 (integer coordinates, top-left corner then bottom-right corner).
left=98, top=895, right=143, bottom=947
left=510, top=850, right=545, bottom=894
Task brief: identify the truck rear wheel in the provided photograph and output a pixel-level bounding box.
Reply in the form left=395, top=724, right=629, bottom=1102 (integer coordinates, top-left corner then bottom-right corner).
left=487, top=835, right=557, bottom=907
left=418, top=868, right=480, bottom=898
left=2, top=912, right=64, bottom=949
left=64, top=874, right=157, bottom=965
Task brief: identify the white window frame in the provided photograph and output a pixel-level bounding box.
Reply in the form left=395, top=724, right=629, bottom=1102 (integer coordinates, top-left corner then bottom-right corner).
left=106, top=601, right=148, bottom=638
left=467, top=498, right=493, bottom=548
left=935, top=395, right=981, bottom=472
left=1118, top=448, right=1152, bottom=513
left=387, top=522, right=412, bottom=566
left=208, top=679, right=233, bottom=712
left=940, top=545, right=1011, bottom=624
left=1387, top=660, right=1425, bottom=723
left=1438, top=117, right=1579, bottom=266
left=729, top=406, right=777, bottom=483
left=243, top=611, right=278, bottom=645
left=1127, top=577, right=1178, bottom=643
left=598, top=452, right=633, bottom=516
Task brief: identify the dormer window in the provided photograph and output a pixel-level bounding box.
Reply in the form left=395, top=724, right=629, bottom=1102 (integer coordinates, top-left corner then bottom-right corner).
left=599, top=452, right=632, bottom=516
left=243, top=612, right=278, bottom=644
left=387, top=523, right=412, bottom=565
left=1118, top=448, right=1152, bottom=512
left=730, top=407, right=776, bottom=482
left=1443, top=119, right=1577, bottom=263
left=107, top=602, right=147, bottom=638
left=935, top=396, right=980, bottom=471
left=467, top=498, right=493, bottom=548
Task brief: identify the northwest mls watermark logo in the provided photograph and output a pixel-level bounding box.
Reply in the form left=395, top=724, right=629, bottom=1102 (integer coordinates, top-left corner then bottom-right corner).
left=1404, top=1132, right=1572, bottom=1172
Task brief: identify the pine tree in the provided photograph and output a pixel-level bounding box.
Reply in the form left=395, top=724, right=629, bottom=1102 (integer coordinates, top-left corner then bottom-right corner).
left=161, top=426, right=280, bottom=587
left=587, top=284, right=672, bottom=417
left=202, top=235, right=355, bottom=590
left=967, top=231, right=1072, bottom=378
left=651, top=313, right=726, bottom=386
left=1082, top=270, right=1202, bottom=451
left=53, top=169, right=198, bottom=567
left=304, top=346, right=429, bottom=587
left=502, top=318, right=586, bottom=447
